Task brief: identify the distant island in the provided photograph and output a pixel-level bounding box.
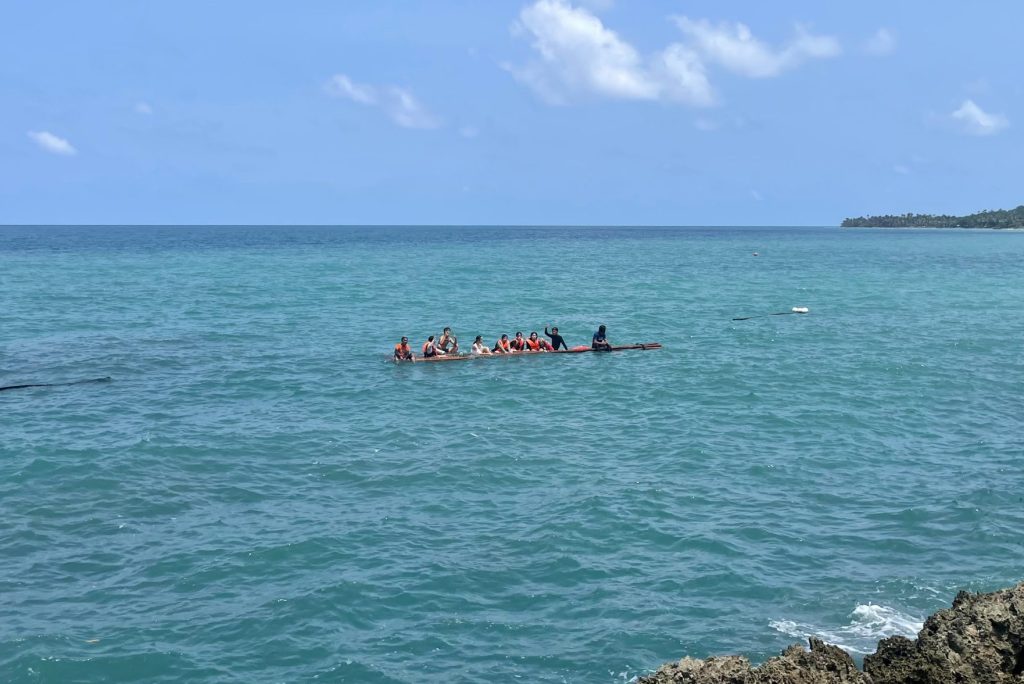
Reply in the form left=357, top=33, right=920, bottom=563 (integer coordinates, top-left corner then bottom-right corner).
left=841, top=205, right=1024, bottom=228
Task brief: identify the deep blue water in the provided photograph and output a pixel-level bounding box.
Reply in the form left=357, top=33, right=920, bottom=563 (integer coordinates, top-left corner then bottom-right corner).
left=2, top=225, right=1022, bottom=683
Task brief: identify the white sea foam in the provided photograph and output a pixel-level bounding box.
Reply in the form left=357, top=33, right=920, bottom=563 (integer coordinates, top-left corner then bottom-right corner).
left=769, top=604, right=924, bottom=655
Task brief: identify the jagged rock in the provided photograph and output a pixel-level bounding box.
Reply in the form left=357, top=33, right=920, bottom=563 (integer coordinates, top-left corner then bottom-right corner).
left=863, top=584, right=1024, bottom=684
left=638, top=637, right=868, bottom=683
left=641, top=581, right=1024, bottom=684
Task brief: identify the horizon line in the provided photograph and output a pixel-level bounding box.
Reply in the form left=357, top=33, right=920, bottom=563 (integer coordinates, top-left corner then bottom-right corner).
left=0, top=223, right=842, bottom=228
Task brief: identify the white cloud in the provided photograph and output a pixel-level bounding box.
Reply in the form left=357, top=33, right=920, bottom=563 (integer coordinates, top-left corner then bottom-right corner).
left=134, top=101, right=153, bottom=115
left=893, top=164, right=911, bottom=175
left=508, top=0, right=712, bottom=106
left=864, top=28, right=896, bottom=56
left=507, top=1, right=840, bottom=106
left=510, top=0, right=659, bottom=102
left=325, top=74, right=439, bottom=129
left=385, top=87, right=439, bottom=129
left=951, top=99, right=1008, bottom=136
left=653, top=43, right=714, bottom=106
left=28, top=130, right=77, bottom=156
left=673, top=17, right=840, bottom=78
left=459, top=126, right=480, bottom=138
left=326, top=74, right=377, bottom=105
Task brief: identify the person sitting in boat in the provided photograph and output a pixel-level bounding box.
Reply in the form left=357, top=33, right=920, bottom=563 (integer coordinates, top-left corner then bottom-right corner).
left=471, top=335, right=492, bottom=355
left=510, top=331, right=526, bottom=351
left=493, top=334, right=512, bottom=353
left=524, top=332, right=546, bottom=351
left=422, top=335, right=445, bottom=358
left=592, top=325, right=612, bottom=351
left=438, top=327, right=459, bottom=354
left=544, top=325, right=568, bottom=351
left=537, top=337, right=554, bottom=351
left=394, top=337, right=414, bottom=361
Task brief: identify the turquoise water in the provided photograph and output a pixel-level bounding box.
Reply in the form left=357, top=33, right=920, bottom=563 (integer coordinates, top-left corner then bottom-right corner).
left=2, top=225, right=1022, bottom=683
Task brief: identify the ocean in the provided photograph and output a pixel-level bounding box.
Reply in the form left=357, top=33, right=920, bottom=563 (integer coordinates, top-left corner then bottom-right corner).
left=2, top=225, right=1022, bottom=683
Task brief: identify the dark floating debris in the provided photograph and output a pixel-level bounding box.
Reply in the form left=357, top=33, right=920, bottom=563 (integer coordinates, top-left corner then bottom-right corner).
left=0, top=376, right=112, bottom=393
left=733, top=307, right=810, bottom=322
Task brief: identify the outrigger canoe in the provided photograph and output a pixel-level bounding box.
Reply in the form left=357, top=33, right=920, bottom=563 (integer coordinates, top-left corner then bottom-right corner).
left=397, top=343, right=661, bottom=363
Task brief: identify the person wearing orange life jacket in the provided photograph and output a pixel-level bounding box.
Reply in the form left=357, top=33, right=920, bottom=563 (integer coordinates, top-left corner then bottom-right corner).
left=394, top=336, right=414, bottom=361
left=524, top=331, right=547, bottom=351
left=509, top=331, right=526, bottom=351
left=493, top=334, right=512, bottom=353
left=422, top=335, right=445, bottom=358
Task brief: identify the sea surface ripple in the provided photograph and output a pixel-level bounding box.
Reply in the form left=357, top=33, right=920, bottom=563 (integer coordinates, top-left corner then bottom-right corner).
left=1, top=226, right=1023, bottom=683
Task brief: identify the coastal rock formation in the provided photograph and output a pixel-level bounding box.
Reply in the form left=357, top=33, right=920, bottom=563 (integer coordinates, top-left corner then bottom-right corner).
left=640, top=581, right=1024, bottom=684
left=863, top=583, right=1024, bottom=684
left=638, top=637, right=867, bottom=683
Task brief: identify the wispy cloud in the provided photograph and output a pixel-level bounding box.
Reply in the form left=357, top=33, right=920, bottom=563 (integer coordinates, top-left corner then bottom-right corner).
left=673, top=17, right=840, bottom=78
left=134, top=101, right=153, bottom=115
left=507, top=0, right=840, bottom=106
left=459, top=126, right=480, bottom=139
left=864, top=28, right=896, bottom=56
left=28, top=130, right=77, bottom=156
left=326, top=75, right=376, bottom=105
left=951, top=99, right=1008, bottom=136
left=506, top=0, right=665, bottom=103
left=325, top=74, right=440, bottom=129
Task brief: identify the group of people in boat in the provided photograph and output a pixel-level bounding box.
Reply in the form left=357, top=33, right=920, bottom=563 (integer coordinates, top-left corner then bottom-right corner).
left=394, top=325, right=612, bottom=360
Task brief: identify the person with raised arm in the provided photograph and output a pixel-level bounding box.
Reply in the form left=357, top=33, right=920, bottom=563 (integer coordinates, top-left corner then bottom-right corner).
left=544, top=325, right=568, bottom=351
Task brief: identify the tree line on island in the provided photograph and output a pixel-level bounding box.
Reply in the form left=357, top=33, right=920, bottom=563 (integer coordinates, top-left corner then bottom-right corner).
left=841, top=204, right=1024, bottom=228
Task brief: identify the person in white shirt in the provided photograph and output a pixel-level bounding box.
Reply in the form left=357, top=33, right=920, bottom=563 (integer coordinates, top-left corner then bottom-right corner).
left=471, top=335, right=492, bottom=355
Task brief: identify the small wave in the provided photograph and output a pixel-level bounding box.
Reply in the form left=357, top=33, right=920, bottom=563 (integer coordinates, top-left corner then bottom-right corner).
left=769, top=604, right=923, bottom=655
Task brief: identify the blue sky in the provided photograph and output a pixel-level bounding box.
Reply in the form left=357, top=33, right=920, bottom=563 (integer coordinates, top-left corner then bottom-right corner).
left=2, top=1, right=1020, bottom=225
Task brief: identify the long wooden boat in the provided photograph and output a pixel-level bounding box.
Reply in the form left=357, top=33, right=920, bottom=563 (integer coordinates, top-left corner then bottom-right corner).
left=396, top=343, right=662, bottom=363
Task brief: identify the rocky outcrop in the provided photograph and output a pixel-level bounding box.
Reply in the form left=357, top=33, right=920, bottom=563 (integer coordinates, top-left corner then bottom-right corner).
left=638, top=637, right=867, bottom=683
left=863, top=583, right=1024, bottom=684
left=640, top=581, right=1024, bottom=684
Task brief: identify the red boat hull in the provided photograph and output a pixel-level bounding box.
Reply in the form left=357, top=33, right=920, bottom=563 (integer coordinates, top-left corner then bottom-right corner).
left=396, top=343, right=662, bottom=363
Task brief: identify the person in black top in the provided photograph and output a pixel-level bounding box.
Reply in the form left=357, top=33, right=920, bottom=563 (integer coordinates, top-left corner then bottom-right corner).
left=544, top=325, right=568, bottom=350
left=592, top=324, right=612, bottom=351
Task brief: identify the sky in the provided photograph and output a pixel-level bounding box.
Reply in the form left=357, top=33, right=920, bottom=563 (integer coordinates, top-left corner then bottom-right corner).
left=2, top=1, right=1021, bottom=225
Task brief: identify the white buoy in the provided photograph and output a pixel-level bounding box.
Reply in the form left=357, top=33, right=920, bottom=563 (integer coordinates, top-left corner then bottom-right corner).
left=792, top=307, right=809, bottom=314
